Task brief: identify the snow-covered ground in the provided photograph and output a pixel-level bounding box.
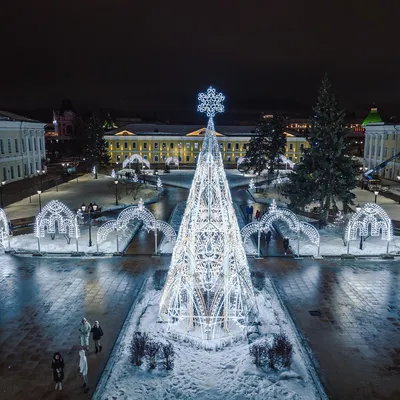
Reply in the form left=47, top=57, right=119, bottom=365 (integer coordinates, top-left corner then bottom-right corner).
left=274, top=216, right=400, bottom=257
left=94, top=276, right=323, bottom=400
left=9, top=215, right=142, bottom=254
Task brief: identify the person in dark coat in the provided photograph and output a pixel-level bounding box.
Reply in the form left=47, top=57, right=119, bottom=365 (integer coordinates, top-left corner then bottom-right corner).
left=255, top=210, right=261, bottom=221
left=52, top=352, right=64, bottom=391
left=249, top=205, right=254, bottom=221
left=266, top=231, right=272, bottom=246
left=283, top=237, right=289, bottom=255
left=91, top=321, right=104, bottom=353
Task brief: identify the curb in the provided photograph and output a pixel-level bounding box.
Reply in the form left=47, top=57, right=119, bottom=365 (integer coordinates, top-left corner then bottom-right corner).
left=269, top=279, right=329, bottom=400
left=91, top=276, right=149, bottom=400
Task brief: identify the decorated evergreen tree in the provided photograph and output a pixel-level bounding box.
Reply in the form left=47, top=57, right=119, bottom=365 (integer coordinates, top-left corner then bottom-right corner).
left=245, top=114, right=286, bottom=176
left=287, top=75, right=358, bottom=227
left=84, top=112, right=110, bottom=168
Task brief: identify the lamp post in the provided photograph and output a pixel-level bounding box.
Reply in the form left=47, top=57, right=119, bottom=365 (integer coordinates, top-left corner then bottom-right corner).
left=0, top=181, right=6, bottom=208
left=36, top=169, right=45, bottom=191
left=397, top=175, right=400, bottom=204
left=114, top=180, right=119, bottom=205
left=178, top=142, right=182, bottom=169
left=356, top=204, right=363, bottom=250
left=81, top=202, right=98, bottom=247
left=37, top=190, right=42, bottom=212
left=374, top=190, right=379, bottom=204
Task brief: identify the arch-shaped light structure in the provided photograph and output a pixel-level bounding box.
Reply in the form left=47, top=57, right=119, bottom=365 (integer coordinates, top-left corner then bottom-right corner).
left=35, top=200, right=79, bottom=239
left=160, top=87, right=256, bottom=340
left=165, top=156, right=179, bottom=166
left=345, top=203, right=393, bottom=254
left=96, top=219, right=117, bottom=249
left=0, top=208, right=10, bottom=249
left=122, top=154, right=151, bottom=169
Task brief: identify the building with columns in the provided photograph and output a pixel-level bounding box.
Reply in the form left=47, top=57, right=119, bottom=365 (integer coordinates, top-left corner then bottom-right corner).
left=363, top=107, right=400, bottom=180
left=104, top=123, right=308, bottom=166
left=0, top=111, right=46, bottom=183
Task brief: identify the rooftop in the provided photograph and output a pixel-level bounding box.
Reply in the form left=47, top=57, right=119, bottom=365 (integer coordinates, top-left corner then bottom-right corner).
left=362, top=107, right=382, bottom=126
left=0, top=110, right=40, bottom=122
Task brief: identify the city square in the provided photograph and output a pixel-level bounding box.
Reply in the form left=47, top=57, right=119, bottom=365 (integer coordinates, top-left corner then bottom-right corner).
left=2, top=2, right=400, bottom=399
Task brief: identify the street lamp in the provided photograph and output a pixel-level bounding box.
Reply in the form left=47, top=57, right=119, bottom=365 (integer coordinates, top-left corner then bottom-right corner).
left=37, top=169, right=45, bottom=191
left=397, top=175, right=400, bottom=204
left=0, top=181, right=6, bottom=209
left=374, top=190, right=379, bottom=204
left=81, top=202, right=98, bottom=247
left=114, top=180, right=119, bottom=205
left=178, top=142, right=182, bottom=169
left=37, top=190, right=42, bottom=212
left=355, top=204, right=363, bottom=249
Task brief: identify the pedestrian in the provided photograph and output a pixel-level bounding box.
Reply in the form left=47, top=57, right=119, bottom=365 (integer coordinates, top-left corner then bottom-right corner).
left=79, top=350, right=89, bottom=393
left=91, top=321, right=104, bottom=353
left=249, top=205, right=254, bottom=221
left=79, top=317, right=91, bottom=351
left=255, top=209, right=260, bottom=221
left=51, top=352, right=64, bottom=391
left=283, top=237, right=289, bottom=255
left=266, top=231, right=272, bottom=246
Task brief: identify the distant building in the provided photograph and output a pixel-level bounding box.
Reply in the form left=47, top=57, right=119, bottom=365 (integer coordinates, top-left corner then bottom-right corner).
left=45, top=100, right=83, bottom=159
left=363, top=107, right=400, bottom=180
left=0, top=111, right=46, bottom=182
left=104, top=124, right=308, bottom=166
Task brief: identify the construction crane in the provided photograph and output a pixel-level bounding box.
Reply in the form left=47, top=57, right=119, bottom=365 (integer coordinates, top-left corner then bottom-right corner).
left=364, top=151, right=400, bottom=180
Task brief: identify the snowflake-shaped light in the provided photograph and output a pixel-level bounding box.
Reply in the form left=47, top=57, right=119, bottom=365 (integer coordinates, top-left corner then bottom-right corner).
left=197, top=86, right=225, bottom=118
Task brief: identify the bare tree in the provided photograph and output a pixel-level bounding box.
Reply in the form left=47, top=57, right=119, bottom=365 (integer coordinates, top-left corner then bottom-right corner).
left=161, top=342, right=174, bottom=370
left=145, top=340, right=160, bottom=369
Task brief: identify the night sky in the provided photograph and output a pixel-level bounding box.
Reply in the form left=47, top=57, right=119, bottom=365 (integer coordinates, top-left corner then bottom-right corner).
left=1, top=0, right=400, bottom=121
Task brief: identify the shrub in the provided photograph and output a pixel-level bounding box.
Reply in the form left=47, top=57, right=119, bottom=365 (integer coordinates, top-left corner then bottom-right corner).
left=251, top=271, right=265, bottom=291
left=161, top=342, right=174, bottom=371
left=131, top=332, right=149, bottom=366
left=249, top=341, right=267, bottom=367
left=153, top=270, right=168, bottom=291
left=267, top=333, right=293, bottom=370
left=145, top=340, right=160, bottom=369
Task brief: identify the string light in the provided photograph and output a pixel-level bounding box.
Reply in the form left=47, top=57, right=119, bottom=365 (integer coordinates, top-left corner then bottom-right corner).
left=0, top=208, right=9, bottom=249
left=165, top=156, right=179, bottom=166
left=160, top=87, right=256, bottom=341
left=97, top=219, right=117, bottom=247
left=34, top=200, right=80, bottom=239
left=122, top=154, right=150, bottom=169
left=156, top=177, right=163, bottom=190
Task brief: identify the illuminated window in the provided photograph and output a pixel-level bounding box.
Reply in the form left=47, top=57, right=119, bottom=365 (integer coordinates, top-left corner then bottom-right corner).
left=162, top=142, right=166, bottom=149
left=194, top=142, right=198, bottom=150
left=186, top=142, right=190, bottom=149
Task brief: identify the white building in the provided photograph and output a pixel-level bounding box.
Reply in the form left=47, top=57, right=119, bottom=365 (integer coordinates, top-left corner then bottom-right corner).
left=0, top=111, right=46, bottom=183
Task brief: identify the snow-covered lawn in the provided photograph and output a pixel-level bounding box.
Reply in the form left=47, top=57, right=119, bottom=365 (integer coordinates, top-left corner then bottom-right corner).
left=275, top=217, right=400, bottom=257
left=94, top=276, right=323, bottom=400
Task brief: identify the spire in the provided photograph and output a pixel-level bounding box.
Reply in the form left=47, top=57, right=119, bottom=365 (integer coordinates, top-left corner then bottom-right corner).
left=362, top=104, right=382, bottom=126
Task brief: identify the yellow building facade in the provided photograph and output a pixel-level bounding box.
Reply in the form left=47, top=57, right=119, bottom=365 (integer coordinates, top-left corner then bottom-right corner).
left=104, top=124, right=308, bottom=166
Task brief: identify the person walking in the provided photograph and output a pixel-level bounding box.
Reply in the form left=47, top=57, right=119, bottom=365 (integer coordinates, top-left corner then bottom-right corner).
left=266, top=231, right=272, bottom=246
left=249, top=205, right=254, bottom=221
left=51, top=352, right=64, bottom=391
left=79, top=318, right=91, bottom=351
left=283, top=237, right=289, bottom=255
left=79, top=349, right=89, bottom=393
left=91, top=321, right=104, bottom=353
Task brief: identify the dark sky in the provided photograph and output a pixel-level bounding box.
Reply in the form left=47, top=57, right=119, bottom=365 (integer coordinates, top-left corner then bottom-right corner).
left=1, top=0, right=400, bottom=121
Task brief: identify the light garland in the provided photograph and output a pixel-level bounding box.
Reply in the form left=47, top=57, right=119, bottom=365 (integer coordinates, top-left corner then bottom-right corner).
left=165, top=156, right=179, bottom=166
left=122, top=154, right=151, bottom=169
left=0, top=208, right=10, bottom=249
left=260, top=200, right=300, bottom=233
left=97, top=219, right=117, bottom=246
left=156, top=220, right=176, bottom=243
left=300, top=221, right=320, bottom=246
left=111, top=169, right=117, bottom=179
left=34, top=200, right=80, bottom=239
left=156, top=177, right=163, bottom=190
left=160, top=87, right=256, bottom=340
left=345, top=203, right=393, bottom=242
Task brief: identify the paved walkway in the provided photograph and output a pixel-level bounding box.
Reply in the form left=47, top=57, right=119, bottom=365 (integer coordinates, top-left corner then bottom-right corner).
left=0, top=255, right=165, bottom=400
left=255, top=257, right=400, bottom=400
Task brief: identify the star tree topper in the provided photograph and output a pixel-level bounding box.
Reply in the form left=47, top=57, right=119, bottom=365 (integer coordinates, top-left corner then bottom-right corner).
left=197, top=86, right=225, bottom=118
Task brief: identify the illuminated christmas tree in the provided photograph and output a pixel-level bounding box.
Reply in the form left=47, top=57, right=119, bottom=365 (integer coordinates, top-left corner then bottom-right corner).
left=160, top=87, right=256, bottom=340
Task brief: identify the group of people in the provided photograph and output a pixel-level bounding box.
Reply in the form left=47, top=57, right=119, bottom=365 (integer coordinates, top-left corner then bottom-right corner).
left=51, top=318, right=104, bottom=394
left=246, top=205, right=263, bottom=222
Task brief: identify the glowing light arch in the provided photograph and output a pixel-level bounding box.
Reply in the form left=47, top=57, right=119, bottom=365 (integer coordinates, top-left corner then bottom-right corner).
left=0, top=208, right=10, bottom=250
left=165, top=156, right=179, bottom=166
left=96, top=219, right=117, bottom=252
left=122, top=154, right=151, bottom=169
left=260, top=200, right=300, bottom=233
left=345, top=203, right=393, bottom=254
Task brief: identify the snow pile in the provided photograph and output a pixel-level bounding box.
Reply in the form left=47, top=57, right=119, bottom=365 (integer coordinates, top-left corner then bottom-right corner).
left=95, top=276, right=322, bottom=400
